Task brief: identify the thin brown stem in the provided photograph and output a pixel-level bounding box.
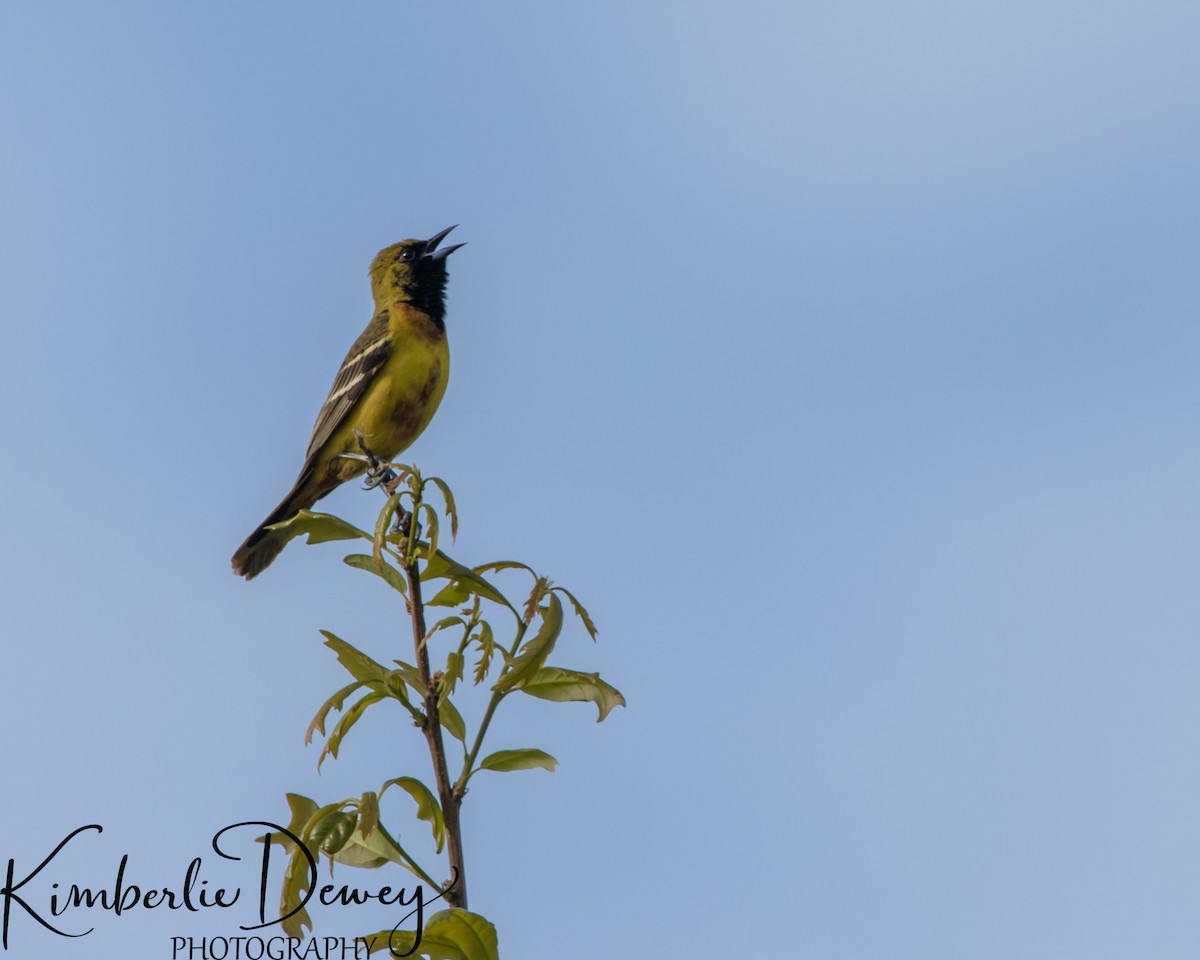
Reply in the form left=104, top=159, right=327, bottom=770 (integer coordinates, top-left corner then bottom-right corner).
left=405, top=556, right=468, bottom=910
left=455, top=619, right=528, bottom=794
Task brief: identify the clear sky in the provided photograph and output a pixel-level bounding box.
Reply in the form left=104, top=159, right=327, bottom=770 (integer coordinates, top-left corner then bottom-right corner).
left=3, top=2, right=1200, bottom=958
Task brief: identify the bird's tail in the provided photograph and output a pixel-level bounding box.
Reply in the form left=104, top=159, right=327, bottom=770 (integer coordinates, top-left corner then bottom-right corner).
left=232, top=470, right=328, bottom=580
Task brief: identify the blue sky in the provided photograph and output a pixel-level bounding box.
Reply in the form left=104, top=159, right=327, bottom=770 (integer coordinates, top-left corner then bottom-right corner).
left=3, top=2, right=1200, bottom=957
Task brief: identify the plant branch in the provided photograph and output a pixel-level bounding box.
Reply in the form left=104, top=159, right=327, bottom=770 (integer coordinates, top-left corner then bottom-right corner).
left=405, top=553, right=468, bottom=910
left=455, top=620, right=529, bottom=792
left=381, top=824, right=443, bottom=891
left=352, top=436, right=469, bottom=909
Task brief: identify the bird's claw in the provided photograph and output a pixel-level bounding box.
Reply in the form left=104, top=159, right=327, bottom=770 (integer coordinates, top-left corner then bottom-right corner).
left=363, top=462, right=398, bottom=490
left=391, top=507, right=423, bottom=541
left=352, top=432, right=399, bottom=491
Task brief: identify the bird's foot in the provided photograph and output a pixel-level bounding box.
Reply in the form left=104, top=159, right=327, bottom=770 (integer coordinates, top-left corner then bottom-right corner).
left=391, top=507, right=423, bottom=541
left=363, top=461, right=398, bottom=491
left=353, top=430, right=399, bottom=491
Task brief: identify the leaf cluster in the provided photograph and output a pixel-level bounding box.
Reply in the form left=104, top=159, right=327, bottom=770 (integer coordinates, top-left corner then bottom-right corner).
left=266, top=467, right=623, bottom=956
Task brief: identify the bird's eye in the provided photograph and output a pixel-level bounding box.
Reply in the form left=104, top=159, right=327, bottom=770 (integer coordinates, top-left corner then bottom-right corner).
left=400, top=248, right=416, bottom=262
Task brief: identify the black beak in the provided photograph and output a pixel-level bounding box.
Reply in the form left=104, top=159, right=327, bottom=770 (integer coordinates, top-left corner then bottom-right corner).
left=423, top=224, right=466, bottom=260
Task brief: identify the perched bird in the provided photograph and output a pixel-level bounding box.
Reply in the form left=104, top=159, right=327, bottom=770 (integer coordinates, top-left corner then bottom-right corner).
left=232, top=226, right=464, bottom=579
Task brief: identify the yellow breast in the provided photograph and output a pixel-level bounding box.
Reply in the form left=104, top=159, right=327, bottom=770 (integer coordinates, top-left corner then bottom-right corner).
left=325, top=303, right=449, bottom=480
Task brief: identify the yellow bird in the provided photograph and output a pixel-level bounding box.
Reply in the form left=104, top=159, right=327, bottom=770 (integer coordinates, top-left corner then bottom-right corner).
left=232, top=226, right=464, bottom=579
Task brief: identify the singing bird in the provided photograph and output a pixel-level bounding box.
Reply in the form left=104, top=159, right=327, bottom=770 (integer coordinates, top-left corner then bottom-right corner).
left=232, top=226, right=464, bottom=579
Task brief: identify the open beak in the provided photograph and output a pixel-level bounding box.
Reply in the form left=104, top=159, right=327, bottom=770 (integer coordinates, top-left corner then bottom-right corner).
left=423, top=224, right=466, bottom=260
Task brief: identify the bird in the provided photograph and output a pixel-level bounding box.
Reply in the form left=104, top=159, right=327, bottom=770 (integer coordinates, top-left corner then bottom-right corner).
left=232, top=225, right=464, bottom=579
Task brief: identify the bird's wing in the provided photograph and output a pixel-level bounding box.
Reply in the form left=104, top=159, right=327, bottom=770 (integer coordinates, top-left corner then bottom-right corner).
left=304, top=309, right=393, bottom=461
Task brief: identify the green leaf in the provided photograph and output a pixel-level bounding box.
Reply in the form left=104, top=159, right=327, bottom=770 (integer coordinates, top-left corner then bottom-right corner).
left=419, top=503, right=441, bottom=565
left=344, top=553, right=408, bottom=595
left=520, top=667, right=626, bottom=721
left=308, top=808, right=356, bottom=855
left=383, top=776, right=445, bottom=853
left=391, top=660, right=424, bottom=696
left=493, top=594, right=563, bottom=692
left=479, top=748, right=558, bottom=773
left=279, top=837, right=315, bottom=938
left=427, top=581, right=471, bottom=607
left=362, top=908, right=498, bottom=960
left=306, top=680, right=365, bottom=745
left=318, top=690, right=386, bottom=770
left=440, top=651, right=464, bottom=700
left=332, top=820, right=409, bottom=871
left=374, top=491, right=406, bottom=568
left=438, top=697, right=467, bottom=743
left=379, top=487, right=412, bottom=561
left=357, top=790, right=380, bottom=838
left=422, top=551, right=512, bottom=610
left=474, top=559, right=537, bottom=578
left=428, top=476, right=459, bottom=540
left=386, top=462, right=417, bottom=489
left=321, top=631, right=389, bottom=686
left=429, top=615, right=466, bottom=636
left=329, top=840, right=390, bottom=870
left=384, top=670, right=414, bottom=705
left=267, top=793, right=318, bottom=854
left=554, top=586, right=598, bottom=640
left=265, top=509, right=370, bottom=547
left=472, top=622, right=495, bottom=685
left=522, top=576, right=551, bottom=624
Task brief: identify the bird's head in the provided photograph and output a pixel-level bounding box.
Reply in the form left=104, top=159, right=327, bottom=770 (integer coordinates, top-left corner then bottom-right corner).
left=369, top=225, right=465, bottom=324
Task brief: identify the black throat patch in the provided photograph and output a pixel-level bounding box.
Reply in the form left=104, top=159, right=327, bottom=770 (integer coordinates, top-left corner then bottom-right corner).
left=395, top=262, right=449, bottom=331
